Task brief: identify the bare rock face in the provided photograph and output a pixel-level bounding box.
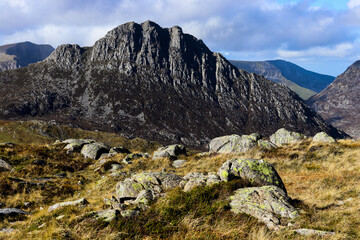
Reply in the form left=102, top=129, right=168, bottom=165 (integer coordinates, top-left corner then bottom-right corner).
left=0, top=21, right=345, bottom=146
left=308, top=61, right=360, bottom=138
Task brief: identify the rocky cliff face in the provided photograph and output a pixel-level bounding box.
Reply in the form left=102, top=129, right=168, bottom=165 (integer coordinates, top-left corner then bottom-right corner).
left=0, top=21, right=345, bottom=146
left=0, top=41, right=54, bottom=71
left=308, top=61, right=360, bottom=137
left=230, top=60, right=335, bottom=100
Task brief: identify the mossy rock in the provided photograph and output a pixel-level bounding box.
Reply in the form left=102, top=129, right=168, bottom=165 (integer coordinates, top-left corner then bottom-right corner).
left=230, top=186, right=298, bottom=230
left=209, top=134, right=257, bottom=153
left=313, top=132, right=335, bottom=143
left=217, top=159, right=287, bottom=193
left=81, top=142, right=110, bottom=160
left=152, top=144, right=187, bottom=159
left=269, top=128, right=305, bottom=145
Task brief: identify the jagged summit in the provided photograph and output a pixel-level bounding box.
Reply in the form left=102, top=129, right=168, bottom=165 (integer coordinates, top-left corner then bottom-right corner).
left=308, top=60, right=360, bottom=137
left=0, top=21, right=345, bottom=145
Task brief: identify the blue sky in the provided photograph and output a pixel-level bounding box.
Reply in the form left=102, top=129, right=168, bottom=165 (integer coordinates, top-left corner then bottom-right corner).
left=1, top=0, right=360, bottom=76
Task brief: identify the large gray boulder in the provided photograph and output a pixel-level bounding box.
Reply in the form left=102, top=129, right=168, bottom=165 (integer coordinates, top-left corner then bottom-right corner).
left=209, top=134, right=257, bottom=153
left=62, top=139, right=95, bottom=153
left=152, top=144, right=187, bottom=159
left=230, top=186, right=298, bottom=230
left=48, top=198, right=89, bottom=212
left=217, top=159, right=287, bottom=193
left=116, top=172, right=183, bottom=202
left=313, top=132, right=336, bottom=143
left=81, top=142, right=110, bottom=160
left=270, top=128, right=305, bottom=145
left=0, top=159, right=12, bottom=172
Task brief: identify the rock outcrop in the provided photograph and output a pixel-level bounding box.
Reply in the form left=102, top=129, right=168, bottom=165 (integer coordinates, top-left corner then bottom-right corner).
left=313, top=132, right=335, bottom=143
left=230, top=186, right=298, bottom=230
left=0, top=21, right=345, bottom=145
left=217, top=159, right=287, bottom=193
left=308, top=60, right=360, bottom=138
left=152, top=144, right=186, bottom=159
left=0, top=159, right=13, bottom=172
left=270, top=128, right=305, bottom=145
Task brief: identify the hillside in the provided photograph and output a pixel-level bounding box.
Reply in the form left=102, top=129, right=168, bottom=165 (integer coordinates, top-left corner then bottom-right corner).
left=308, top=60, right=360, bottom=138
left=0, top=21, right=345, bottom=146
left=0, top=121, right=358, bottom=239
left=230, top=60, right=335, bottom=100
left=0, top=42, right=54, bottom=71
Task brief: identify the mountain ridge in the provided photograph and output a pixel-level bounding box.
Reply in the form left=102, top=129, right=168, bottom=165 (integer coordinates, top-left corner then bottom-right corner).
left=230, top=59, right=335, bottom=100
left=308, top=60, right=360, bottom=137
left=0, top=21, right=346, bottom=145
left=0, top=41, right=54, bottom=71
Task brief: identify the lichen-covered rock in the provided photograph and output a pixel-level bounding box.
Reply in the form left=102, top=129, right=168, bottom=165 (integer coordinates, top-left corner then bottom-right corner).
left=81, top=142, right=110, bottom=160
left=0, top=159, right=12, bottom=172
left=209, top=134, right=257, bottom=153
left=270, top=128, right=305, bottom=145
left=121, top=210, right=139, bottom=218
left=116, top=180, right=145, bottom=200
left=293, top=228, right=335, bottom=236
left=92, top=209, right=119, bottom=222
left=257, top=140, right=277, bottom=149
left=217, top=159, right=286, bottom=193
left=134, top=189, right=154, bottom=205
left=116, top=172, right=183, bottom=202
left=313, top=132, right=336, bottom=143
left=48, top=198, right=89, bottom=212
left=230, top=186, right=298, bottom=230
left=180, top=172, right=221, bottom=192
left=152, top=144, right=187, bottom=159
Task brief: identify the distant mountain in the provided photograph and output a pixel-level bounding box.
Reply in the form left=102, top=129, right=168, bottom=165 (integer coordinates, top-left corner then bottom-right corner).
left=308, top=60, right=360, bottom=138
left=0, top=41, right=54, bottom=71
left=0, top=21, right=345, bottom=146
left=230, top=60, right=335, bottom=100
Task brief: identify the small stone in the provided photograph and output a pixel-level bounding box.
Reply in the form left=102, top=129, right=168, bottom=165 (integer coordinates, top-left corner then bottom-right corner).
left=56, top=215, right=65, bottom=220
left=293, top=229, right=335, bottom=236
left=0, top=159, right=13, bottom=172
left=120, top=210, right=139, bottom=218
left=48, top=198, right=89, bottom=212
left=172, top=160, right=187, bottom=168
left=38, top=223, right=46, bottom=229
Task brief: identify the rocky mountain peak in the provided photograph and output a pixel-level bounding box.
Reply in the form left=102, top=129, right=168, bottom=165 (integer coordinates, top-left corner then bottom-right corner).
left=308, top=60, right=360, bottom=137
left=0, top=21, right=346, bottom=145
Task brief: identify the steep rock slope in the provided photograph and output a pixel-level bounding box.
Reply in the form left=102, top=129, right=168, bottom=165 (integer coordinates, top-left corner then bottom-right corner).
left=0, top=41, right=54, bottom=71
left=0, top=21, right=344, bottom=145
left=308, top=61, right=360, bottom=137
left=230, top=60, right=335, bottom=100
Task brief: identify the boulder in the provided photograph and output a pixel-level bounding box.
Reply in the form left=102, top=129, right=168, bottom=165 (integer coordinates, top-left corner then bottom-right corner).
left=121, top=210, right=140, bottom=218
left=217, top=159, right=286, bottom=193
left=109, top=147, right=131, bottom=154
left=180, top=172, right=221, bottom=192
left=116, top=172, right=183, bottom=202
left=0, top=159, right=12, bottom=172
left=0, top=208, right=30, bottom=218
left=152, top=144, right=187, bottom=159
left=230, top=186, right=298, bottom=230
left=269, top=128, right=305, bottom=145
left=209, top=134, right=257, bottom=153
left=81, top=142, right=110, bottom=160
left=313, top=132, right=336, bottom=143
left=134, top=189, right=154, bottom=205
left=48, top=198, right=89, bottom=212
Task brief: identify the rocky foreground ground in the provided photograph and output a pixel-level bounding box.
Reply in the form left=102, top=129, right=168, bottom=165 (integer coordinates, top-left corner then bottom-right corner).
left=0, top=124, right=359, bottom=239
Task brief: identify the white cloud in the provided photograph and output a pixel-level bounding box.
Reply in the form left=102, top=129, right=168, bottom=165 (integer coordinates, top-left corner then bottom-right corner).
left=348, top=0, right=360, bottom=9
left=277, top=42, right=356, bottom=58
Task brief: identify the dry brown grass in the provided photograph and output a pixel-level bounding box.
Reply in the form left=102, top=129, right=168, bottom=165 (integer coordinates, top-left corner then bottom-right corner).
left=0, top=137, right=359, bottom=239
